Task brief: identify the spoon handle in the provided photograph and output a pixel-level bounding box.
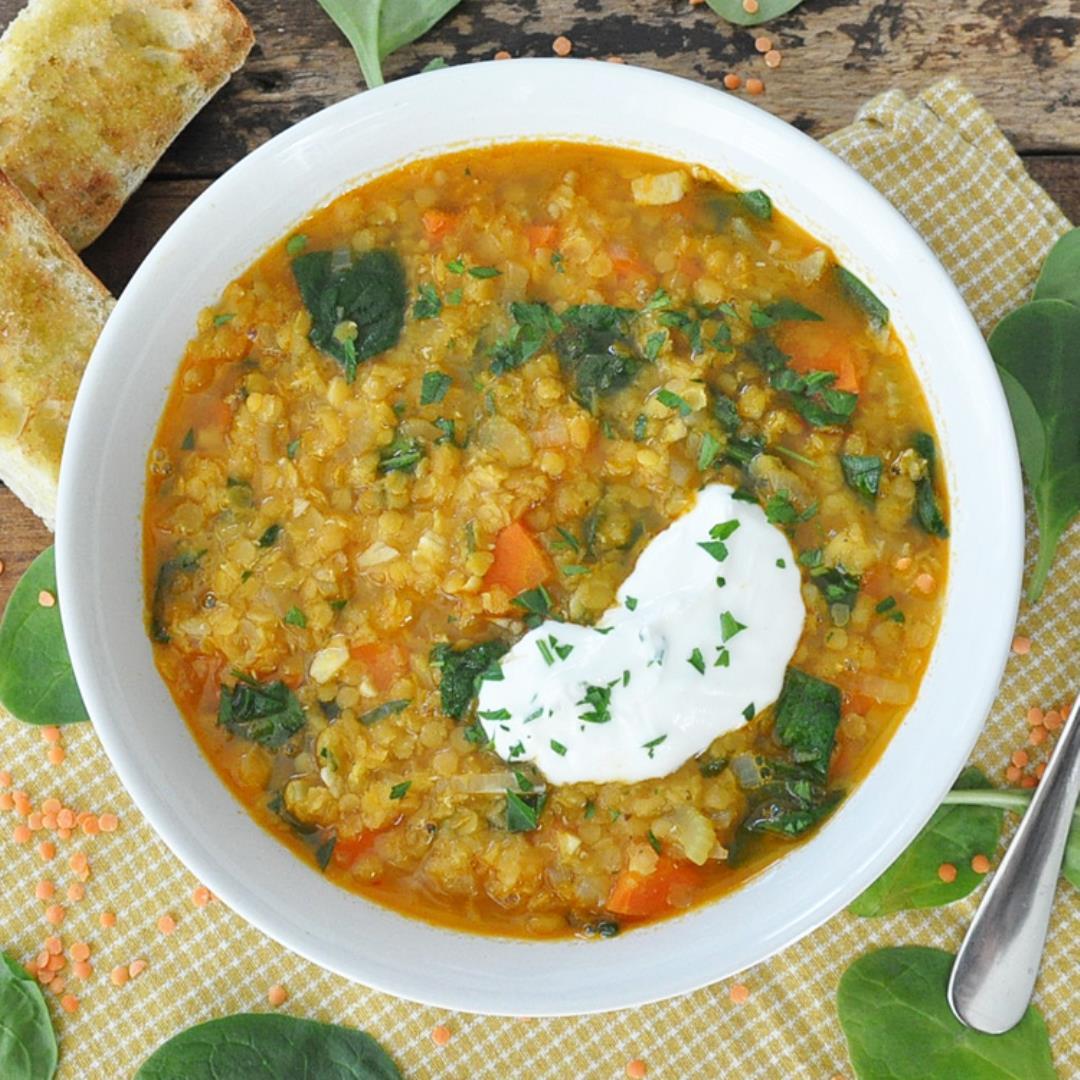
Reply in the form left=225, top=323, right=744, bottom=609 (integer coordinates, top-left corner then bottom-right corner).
left=948, top=692, right=1080, bottom=1034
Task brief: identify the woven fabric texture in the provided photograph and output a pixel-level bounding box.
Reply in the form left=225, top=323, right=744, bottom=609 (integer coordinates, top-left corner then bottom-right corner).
left=1, top=78, right=1076, bottom=1079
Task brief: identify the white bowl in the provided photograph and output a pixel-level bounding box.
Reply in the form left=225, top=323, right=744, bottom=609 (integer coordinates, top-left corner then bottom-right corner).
left=56, top=60, right=1024, bottom=1015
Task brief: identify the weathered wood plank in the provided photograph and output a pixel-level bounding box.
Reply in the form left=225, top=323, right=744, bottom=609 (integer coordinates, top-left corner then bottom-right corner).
left=0, top=0, right=1078, bottom=175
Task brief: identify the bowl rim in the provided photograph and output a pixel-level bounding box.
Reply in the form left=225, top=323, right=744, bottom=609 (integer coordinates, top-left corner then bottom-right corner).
left=56, top=58, right=1025, bottom=1016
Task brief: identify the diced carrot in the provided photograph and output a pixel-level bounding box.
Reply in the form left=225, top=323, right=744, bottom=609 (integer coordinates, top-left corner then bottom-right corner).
left=843, top=691, right=876, bottom=717
left=422, top=209, right=458, bottom=241
left=348, top=642, right=408, bottom=693
left=526, top=223, right=559, bottom=251
left=607, top=242, right=650, bottom=281
left=483, top=521, right=552, bottom=597
left=780, top=324, right=861, bottom=393
left=331, top=829, right=381, bottom=868
left=606, top=856, right=703, bottom=918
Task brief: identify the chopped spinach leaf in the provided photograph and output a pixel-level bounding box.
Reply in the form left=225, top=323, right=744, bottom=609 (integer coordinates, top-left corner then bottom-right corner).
left=378, top=431, right=425, bottom=474
left=291, top=249, right=406, bottom=381
left=150, top=549, right=205, bottom=643
left=738, top=189, right=773, bottom=220
left=506, top=790, right=548, bottom=832
left=389, top=781, right=411, bottom=800
left=413, top=283, right=442, bottom=320
left=257, top=524, right=282, bottom=548
left=490, top=301, right=562, bottom=374
left=911, top=432, right=948, bottom=538
left=773, top=668, right=841, bottom=778
left=836, top=266, right=889, bottom=329
left=430, top=640, right=509, bottom=719
left=840, top=454, right=883, bottom=501
left=218, top=672, right=306, bottom=748
left=283, top=606, right=307, bottom=628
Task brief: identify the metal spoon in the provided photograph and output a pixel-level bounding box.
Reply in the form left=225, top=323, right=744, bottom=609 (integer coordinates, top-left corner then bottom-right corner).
left=948, top=692, right=1080, bottom=1034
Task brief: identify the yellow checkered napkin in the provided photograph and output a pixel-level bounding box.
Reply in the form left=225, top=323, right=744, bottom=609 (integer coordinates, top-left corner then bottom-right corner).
left=1, top=79, right=1077, bottom=1079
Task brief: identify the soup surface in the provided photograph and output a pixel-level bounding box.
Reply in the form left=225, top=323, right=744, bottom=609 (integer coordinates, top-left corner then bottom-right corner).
left=144, top=142, right=948, bottom=939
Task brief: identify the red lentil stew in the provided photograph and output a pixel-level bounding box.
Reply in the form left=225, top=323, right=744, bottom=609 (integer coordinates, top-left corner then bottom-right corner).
left=143, top=143, right=948, bottom=938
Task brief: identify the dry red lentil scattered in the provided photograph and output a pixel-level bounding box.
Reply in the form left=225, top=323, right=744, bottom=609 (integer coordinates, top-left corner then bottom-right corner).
left=1011, top=634, right=1031, bottom=655
left=729, top=983, right=750, bottom=1004
left=1044, top=710, right=1063, bottom=731
left=67, top=882, right=85, bottom=902
left=552, top=35, right=572, bottom=56
left=430, top=1025, right=452, bottom=1047
left=34, top=880, right=54, bottom=901
left=73, top=961, right=92, bottom=981
left=46, top=954, right=64, bottom=973
left=764, top=49, right=782, bottom=69
left=41, top=727, right=60, bottom=745
left=754, top=36, right=771, bottom=53
left=100, top=910, right=117, bottom=929
left=70, top=941, right=90, bottom=962
left=0, top=770, right=10, bottom=787
left=192, top=885, right=212, bottom=908
left=1005, top=764, right=1022, bottom=783
left=626, top=1060, right=648, bottom=1079
left=742, top=0, right=759, bottom=11
left=1027, top=706, right=1045, bottom=727
left=47, top=746, right=65, bottom=766
left=0, top=559, right=5, bottom=576
left=60, top=993, right=79, bottom=1014
left=0, top=793, right=11, bottom=811
left=157, top=914, right=177, bottom=936
left=493, top=49, right=511, bottom=60
left=1012, top=749, right=1030, bottom=768
left=37, top=969, right=53, bottom=985
left=13, top=824, right=31, bottom=844
left=37, top=589, right=55, bottom=608
left=99, top=812, right=119, bottom=832
left=267, top=984, right=288, bottom=1007
left=746, top=77, right=765, bottom=95
left=1036, top=761, right=1047, bottom=780
left=45, top=936, right=62, bottom=956
left=27, top=811, right=43, bottom=830
left=938, top=862, right=958, bottom=884
left=723, top=73, right=742, bottom=90
left=606, top=55, right=626, bottom=63
left=129, top=958, right=148, bottom=979
left=51, top=976, right=66, bottom=995
left=110, top=966, right=129, bottom=987
left=1021, top=775, right=1038, bottom=789
left=45, top=904, right=65, bottom=926
left=1029, top=726, right=1048, bottom=747
left=37, top=840, right=56, bottom=861
left=971, top=854, right=991, bottom=874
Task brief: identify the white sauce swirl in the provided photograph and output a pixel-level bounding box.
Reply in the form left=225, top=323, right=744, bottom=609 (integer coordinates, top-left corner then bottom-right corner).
left=476, top=484, right=806, bottom=785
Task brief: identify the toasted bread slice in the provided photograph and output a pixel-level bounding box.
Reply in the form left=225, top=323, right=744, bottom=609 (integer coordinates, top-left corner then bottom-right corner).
left=0, top=0, right=253, bottom=251
left=0, top=172, right=114, bottom=526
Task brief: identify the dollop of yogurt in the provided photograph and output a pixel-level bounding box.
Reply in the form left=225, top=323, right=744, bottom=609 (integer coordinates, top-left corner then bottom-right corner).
left=476, top=483, right=806, bottom=785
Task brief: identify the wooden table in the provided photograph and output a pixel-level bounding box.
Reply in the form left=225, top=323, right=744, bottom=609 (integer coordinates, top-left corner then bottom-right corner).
left=1, top=0, right=1078, bottom=607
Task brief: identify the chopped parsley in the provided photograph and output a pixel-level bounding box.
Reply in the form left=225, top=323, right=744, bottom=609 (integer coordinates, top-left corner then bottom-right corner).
left=742, top=703, right=756, bottom=721
left=578, top=684, right=614, bottom=724
left=688, top=648, right=706, bottom=675
left=468, top=265, right=501, bottom=279
left=283, top=606, right=306, bottom=628
left=389, top=781, right=411, bottom=800
left=625, top=596, right=638, bottom=611
left=430, top=640, right=509, bottom=719
left=286, top=437, right=300, bottom=459
left=257, top=524, right=282, bottom=548
left=180, top=428, right=195, bottom=451
left=213, top=312, right=236, bottom=326
left=378, top=431, right=425, bottom=474
left=698, top=432, right=721, bottom=471
left=643, top=734, right=667, bottom=758
left=551, top=250, right=565, bottom=273
left=720, top=611, right=747, bottom=642
left=656, top=388, right=692, bottom=416
left=765, top=491, right=817, bottom=527
left=550, top=739, right=568, bottom=756
left=285, top=234, right=308, bottom=257
left=647, top=830, right=662, bottom=854
left=413, top=283, right=443, bottom=320
left=506, top=790, right=548, bottom=832
left=420, top=370, right=452, bottom=405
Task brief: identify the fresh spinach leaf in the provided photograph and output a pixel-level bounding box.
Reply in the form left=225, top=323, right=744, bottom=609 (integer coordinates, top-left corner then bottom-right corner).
left=292, top=249, right=406, bottom=381
left=808, top=565, right=860, bottom=616
left=836, top=266, right=889, bottom=329
left=840, top=454, right=882, bottom=501
left=705, top=0, right=806, bottom=27
left=989, top=299, right=1080, bottom=600
left=773, top=667, right=841, bottom=778
left=837, top=947, right=1056, bottom=1080
left=849, top=768, right=1003, bottom=917
left=940, top=786, right=1080, bottom=892
left=1034, top=227, right=1080, bottom=307
left=136, top=1012, right=402, bottom=1079
left=149, top=548, right=206, bottom=644
left=764, top=490, right=816, bottom=527
left=218, top=673, right=306, bottom=748
left=0, top=950, right=57, bottom=1080
left=0, top=547, right=89, bottom=726
left=315, top=0, right=461, bottom=89
left=430, top=639, right=509, bottom=719
left=738, top=767, right=841, bottom=840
